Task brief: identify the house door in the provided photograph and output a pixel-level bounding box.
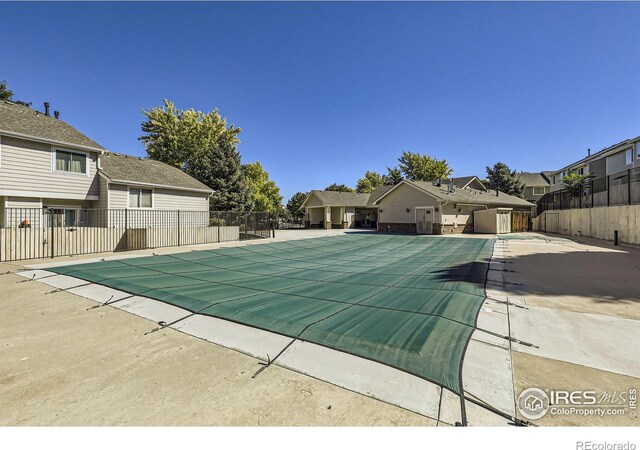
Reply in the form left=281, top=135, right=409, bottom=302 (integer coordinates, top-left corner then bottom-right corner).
left=416, top=208, right=434, bottom=235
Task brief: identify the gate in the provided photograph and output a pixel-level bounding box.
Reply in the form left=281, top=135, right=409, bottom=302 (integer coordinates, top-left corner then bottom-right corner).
left=511, top=211, right=531, bottom=232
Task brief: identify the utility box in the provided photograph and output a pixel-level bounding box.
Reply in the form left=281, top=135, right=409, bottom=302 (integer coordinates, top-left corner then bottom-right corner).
left=473, top=208, right=512, bottom=234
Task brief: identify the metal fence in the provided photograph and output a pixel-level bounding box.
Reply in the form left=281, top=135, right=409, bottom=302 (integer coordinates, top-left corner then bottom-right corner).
left=0, top=208, right=273, bottom=262
left=537, top=167, right=640, bottom=215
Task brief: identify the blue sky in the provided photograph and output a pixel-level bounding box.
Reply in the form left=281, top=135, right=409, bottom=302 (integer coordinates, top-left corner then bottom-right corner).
left=1, top=2, right=639, bottom=200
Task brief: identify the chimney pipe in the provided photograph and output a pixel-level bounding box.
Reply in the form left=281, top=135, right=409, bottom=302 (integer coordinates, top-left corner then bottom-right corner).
left=587, top=148, right=591, bottom=157
left=44, top=102, right=50, bottom=116
left=54, top=111, right=59, bottom=120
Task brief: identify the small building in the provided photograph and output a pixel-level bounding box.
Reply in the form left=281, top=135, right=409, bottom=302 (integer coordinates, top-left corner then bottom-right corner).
left=302, top=181, right=534, bottom=234
left=473, top=208, right=512, bottom=234
left=372, top=180, right=533, bottom=234
left=301, top=187, right=393, bottom=229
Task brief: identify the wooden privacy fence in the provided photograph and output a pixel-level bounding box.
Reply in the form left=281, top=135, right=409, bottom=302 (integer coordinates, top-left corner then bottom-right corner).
left=511, top=211, right=531, bottom=232
left=0, top=208, right=272, bottom=262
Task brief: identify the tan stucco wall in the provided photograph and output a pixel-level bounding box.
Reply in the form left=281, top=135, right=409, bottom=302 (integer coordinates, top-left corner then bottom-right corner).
left=0, top=136, right=100, bottom=201
left=377, top=183, right=441, bottom=224
left=307, top=207, right=324, bottom=225
left=533, top=206, right=640, bottom=245
left=441, top=204, right=486, bottom=228
left=331, top=206, right=343, bottom=225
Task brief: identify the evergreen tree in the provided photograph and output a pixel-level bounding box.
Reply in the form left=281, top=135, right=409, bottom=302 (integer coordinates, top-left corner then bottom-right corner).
left=383, top=167, right=404, bottom=185
left=485, top=162, right=525, bottom=198
left=286, top=192, right=308, bottom=220
left=0, top=80, right=32, bottom=106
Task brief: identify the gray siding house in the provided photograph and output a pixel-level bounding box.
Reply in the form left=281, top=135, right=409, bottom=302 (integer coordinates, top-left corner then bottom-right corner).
left=548, top=136, right=640, bottom=193
left=0, top=100, right=212, bottom=228
left=515, top=172, right=551, bottom=203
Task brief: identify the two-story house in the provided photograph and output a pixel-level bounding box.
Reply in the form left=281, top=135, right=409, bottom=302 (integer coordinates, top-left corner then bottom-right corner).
left=0, top=100, right=212, bottom=228
left=515, top=172, right=551, bottom=203
left=548, top=136, right=640, bottom=193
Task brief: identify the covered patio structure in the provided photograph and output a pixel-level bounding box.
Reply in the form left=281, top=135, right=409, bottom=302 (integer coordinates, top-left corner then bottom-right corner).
left=301, top=190, right=383, bottom=229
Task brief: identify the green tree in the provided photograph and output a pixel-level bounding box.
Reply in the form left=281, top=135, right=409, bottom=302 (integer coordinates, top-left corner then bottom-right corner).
left=243, top=161, right=283, bottom=213
left=383, top=167, right=404, bottom=185
left=397, top=151, right=452, bottom=182
left=485, top=162, right=525, bottom=198
left=140, top=99, right=251, bottom=211
left=0, top=80, right=14, bottom=101
left=561, top=173, right=590, bottom=198
left=324, top=183, right=354, bottom=192
left=0, top=80, right=31, bottom=106
left=356, top=171, right=385, bottom=193
left=286, top=191, right=308, bottom=220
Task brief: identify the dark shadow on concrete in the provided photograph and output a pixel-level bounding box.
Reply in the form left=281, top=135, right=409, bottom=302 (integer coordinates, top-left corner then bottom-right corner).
left=433, top=246, right=640, bottom=304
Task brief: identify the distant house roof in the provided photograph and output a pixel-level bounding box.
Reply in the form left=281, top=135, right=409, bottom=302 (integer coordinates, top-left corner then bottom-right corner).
left=99, top=152, right=213, bottom=193
left=302, top=186, right=394, bottom=208
left=372, top=180, right=534, bottom=209
left=515, top=172, right=551, bottom=187
left=451, top=176, right=486, bottom=190
left=0, top=101, right=105, bottom=151
left=304, top=190, right=371, bottom=207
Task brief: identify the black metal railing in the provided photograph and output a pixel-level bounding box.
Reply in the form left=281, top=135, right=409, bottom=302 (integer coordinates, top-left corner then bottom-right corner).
left=537, top=167, right=640, bottom=215
left=0, top=208, right=273, bottom=262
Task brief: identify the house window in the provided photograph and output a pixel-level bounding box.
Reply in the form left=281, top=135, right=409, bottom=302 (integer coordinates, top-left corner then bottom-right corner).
left=49, top=208, right=78, bottom=227
left=626, top=148, right=633, bottom=165
left=577, top=167, right=584, bottom=175
left=532, top=187, right=546, bottom=195
left=129, top=188, right=153, bottom=208
left=54, top=149, right=87, bottom=174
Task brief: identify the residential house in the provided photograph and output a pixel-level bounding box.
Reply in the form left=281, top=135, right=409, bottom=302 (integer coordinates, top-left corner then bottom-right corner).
left=548, top=136, right=640, bottom=193
left=0, top=101, right=212, bottom=228
left=515, top=172, right=551, bottom=203
left=302, top=181, right=533, bottom=234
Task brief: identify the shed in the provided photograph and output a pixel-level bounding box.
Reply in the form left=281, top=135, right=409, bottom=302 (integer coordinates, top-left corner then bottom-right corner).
left=473, top=208, right=512, bottom=234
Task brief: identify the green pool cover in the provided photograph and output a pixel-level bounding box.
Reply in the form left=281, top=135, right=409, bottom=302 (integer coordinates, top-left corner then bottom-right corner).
left=49, top=234, right=494, bottom=393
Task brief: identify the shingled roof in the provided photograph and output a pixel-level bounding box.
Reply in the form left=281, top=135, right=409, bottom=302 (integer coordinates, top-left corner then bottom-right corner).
left=373, top=180, right=534, bottom=208
left=303, top=185, right=395, bottom=208
left=99, top=152, right=213, bottom=193
left=516, top=172, right=551, bottom=187
left=0, top=101, right=105, bottom=151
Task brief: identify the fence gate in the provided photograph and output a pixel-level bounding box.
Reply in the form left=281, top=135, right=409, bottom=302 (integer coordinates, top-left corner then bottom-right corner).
left=511, top=211, right=531, bottom=232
